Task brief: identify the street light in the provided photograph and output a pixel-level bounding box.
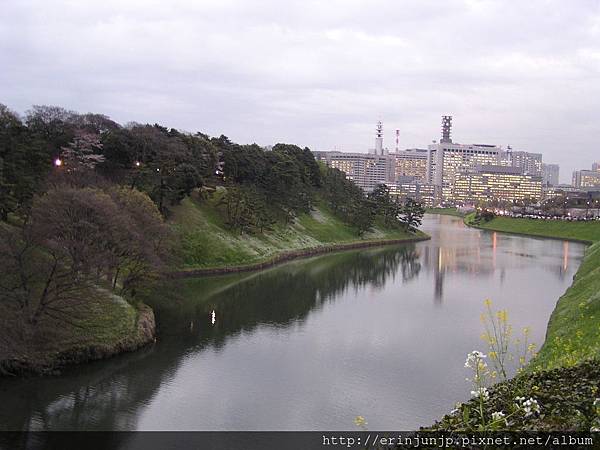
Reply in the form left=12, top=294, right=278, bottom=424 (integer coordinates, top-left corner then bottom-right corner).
left=54, top=158, right=62, bottom=167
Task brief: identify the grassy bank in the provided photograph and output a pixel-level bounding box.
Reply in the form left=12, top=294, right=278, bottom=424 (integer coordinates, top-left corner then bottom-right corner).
left=531, top=239, right=600, bottom=370
left=464, top=213, right=600, bottom=244
left=0, top=291, right=155, bottom=375
left=171, top=192, right=427, bottom=271
left=425, top=207, right=465, bottom=218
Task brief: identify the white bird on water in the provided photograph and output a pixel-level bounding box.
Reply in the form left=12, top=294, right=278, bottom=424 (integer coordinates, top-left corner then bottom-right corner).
left=211, top=310, right=216, bottom=325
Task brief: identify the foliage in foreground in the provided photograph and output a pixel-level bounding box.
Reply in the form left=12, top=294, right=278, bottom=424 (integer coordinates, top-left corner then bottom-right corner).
left=429, top=359, right=600, bottom=432
left=429, top=300, right=600, bottom=432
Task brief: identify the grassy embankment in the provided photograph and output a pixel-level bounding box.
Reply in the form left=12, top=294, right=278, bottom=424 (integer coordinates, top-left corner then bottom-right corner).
left=0, top=218, right=156, bottom=375
left=170, top=191, right=428, bottom=273
left=429, top=214, right=600, bottom=430
left=0, top=290, right=154, bottom=375
left=425, top=207, right=466, bottom=218
left=465, top=213, right=600, bottom=244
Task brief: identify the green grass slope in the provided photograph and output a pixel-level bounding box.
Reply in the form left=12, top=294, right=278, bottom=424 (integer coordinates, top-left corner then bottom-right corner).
left=531, top=240, right=600, bottom=370
left=1, top=290, right=153, bottom=375
left=425, top=207, right=465, bottom=217
left=171, top=192, right=425, bottom=270
left=464, top=213, right=600, bottom=243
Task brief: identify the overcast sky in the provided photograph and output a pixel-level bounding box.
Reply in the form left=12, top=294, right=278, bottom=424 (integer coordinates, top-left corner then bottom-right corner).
left=2, top=0, right=599, bottom=182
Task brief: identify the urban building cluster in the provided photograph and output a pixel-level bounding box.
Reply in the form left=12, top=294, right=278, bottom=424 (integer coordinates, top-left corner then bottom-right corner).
left=313, top=117, right=600, bottom=208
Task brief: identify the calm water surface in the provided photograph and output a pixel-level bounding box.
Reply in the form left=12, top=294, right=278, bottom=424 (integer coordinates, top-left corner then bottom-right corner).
left=0, top=215, right=586, bottom=431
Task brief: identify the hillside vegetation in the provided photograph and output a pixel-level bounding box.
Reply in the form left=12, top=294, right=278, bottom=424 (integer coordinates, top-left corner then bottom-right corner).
left=1, top=103, right=429, bottom=373
left=0, top=288, right=154, bottom=375
left=172, top=191, right=425, bottom=270
left=531, top=240, right=600, bottom=370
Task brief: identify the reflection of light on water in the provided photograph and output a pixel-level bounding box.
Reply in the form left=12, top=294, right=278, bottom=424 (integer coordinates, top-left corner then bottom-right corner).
left=211, top=310, right=216, bottom=325
left=492, top=232, right=497, bottom=269
left=563, top=241, right=569, bottom=272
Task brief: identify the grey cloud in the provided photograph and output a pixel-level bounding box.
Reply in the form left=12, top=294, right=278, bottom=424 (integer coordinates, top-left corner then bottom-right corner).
left=1, top=0, right=599, bottom=181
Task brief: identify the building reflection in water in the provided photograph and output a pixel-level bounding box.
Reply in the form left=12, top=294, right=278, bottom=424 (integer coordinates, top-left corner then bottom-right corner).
left=419, top=215, right=580, bottom=304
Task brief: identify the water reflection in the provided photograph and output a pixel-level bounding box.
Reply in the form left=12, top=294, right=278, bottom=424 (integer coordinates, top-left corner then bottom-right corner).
left=0, top=245, right=421, bottom=432
left=0, top=215, right=586, bottom=432
left=152, top=244, right=422, bottom=352
left=418, top=215, right=582, bottom=303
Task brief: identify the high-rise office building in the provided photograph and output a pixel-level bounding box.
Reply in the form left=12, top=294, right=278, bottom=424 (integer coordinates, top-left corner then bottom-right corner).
left=453, top=165, right=542, bottom=204
left=313, top=151, right=394, bottom=192
left=393, top=148, right=429, bottom=183
left=386, top=181, right=436, bottom=207
left=509, top=150, right=543, bottom=176
left=572, top=169, right=600, bottom=189
left=542, top=163, right=560, bottom=187
left=428, top=141, right=503, bottom=202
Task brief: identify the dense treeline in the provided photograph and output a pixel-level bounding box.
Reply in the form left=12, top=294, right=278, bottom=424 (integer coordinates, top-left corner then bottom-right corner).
left=0, top=103, right=424, bottom=330
left=0, top=103, right=423, bottom=233
left=0, top=104, right=219, bottom=218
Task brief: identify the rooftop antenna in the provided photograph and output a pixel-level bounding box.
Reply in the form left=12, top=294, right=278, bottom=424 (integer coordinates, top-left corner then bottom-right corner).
left=375, top=120, right=383, bottom=155
left=395, top=129, right=400, bottom=152
left=441, top=115, right=452, bottom=143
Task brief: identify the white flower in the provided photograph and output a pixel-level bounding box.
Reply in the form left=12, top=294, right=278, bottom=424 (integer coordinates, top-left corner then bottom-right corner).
left=593, top=398, right=600, bottom=408
left=522, top=398, right=540, bottom=417
left=471, top=387, right=490, bottom=402
left=450, top=402, right=463, bottom=415
left=491, top=411, right=506, bottom=422
left=464, top=351, right=487, bottom=369
left=591, top=427, right=600, bottom=433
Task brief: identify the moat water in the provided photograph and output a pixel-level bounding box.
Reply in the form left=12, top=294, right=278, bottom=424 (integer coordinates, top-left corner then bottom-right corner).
left=0, top=215, right=586, bottom=431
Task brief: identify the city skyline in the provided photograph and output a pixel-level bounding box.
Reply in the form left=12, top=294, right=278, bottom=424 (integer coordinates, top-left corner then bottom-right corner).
left=2, top=0, right=600, bottom=183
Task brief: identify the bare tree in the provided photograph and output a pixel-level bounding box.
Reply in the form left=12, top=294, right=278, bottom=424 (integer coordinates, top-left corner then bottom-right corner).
left=0, top=186, right=170, bottom=328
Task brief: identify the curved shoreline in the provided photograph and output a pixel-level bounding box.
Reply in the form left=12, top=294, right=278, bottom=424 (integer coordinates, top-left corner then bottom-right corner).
left=168, top=235, right=430, bottom=278
left=0, top=305, right=156, bottom=377
left=463, top=215, right=595, bottom=244
left=2, top=235, right=429, bottom=376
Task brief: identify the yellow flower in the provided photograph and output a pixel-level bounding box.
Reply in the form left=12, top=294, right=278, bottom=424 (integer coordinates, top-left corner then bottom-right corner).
left=354, top=416, right=367, bottom=428
left=496, top=310, right=508, bottom=323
